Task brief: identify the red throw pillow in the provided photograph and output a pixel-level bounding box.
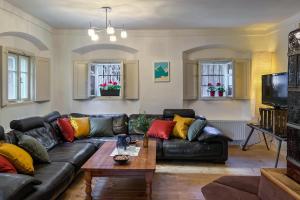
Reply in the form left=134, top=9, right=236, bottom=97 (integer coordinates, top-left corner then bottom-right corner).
left=0, top=154, right=17, bottom=173
left=57, top=118, right=75, bottom=142
left=147, top=120, right=176, bottom=140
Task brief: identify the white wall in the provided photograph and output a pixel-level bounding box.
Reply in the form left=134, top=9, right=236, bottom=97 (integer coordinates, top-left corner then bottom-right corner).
left=0, top=0, right=54, bottom=130
left=269, top=12, right=300, bottom=72
left=53, top=29, right=270, bottom=120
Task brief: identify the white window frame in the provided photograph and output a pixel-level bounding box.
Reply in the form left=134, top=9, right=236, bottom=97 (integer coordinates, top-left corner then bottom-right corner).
left=199, top=59, right=234, bottom=100
left=7, top=50, right=33, bottom=103
left=88, top=60, right=124, bottom=100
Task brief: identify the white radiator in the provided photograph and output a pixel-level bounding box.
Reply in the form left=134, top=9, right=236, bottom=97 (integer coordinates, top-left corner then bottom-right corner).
left=208, top=120, right=250, bottom=141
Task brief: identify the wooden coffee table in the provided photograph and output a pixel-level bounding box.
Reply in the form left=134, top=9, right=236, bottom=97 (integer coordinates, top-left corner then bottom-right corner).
left=81, top=140, right=156, bottom=200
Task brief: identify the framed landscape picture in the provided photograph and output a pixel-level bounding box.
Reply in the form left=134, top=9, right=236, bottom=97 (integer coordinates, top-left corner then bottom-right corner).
left=154, top=61, right=170, bottom=82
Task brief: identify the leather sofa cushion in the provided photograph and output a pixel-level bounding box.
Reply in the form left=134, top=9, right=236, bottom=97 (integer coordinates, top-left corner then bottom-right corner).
left=10, top=117, right=44, bottom=132
left=0, top=173, right=41, bottom=200
left=202, top=182, right=259, bottom=200
left=11, top=116, right=59, bottom=150
left=215, top=176, right=260, bottom=195
left=198, top=126, right=232, bottom=142
left=25, top=162, right=75, bottom=200
left=163, top=139, right=223, bottom=158
left=43, top=111, right=64, bottom=143
left=163, top=109, right=195, bottom=119
left=70, top=113, right=128, bottom=135
left=73, top=136, right=118, bottom=148
left=13, top=124, right=58, bottom=150
left=43, top=111, right=61, bottom=124
left=48, top=143, right=96, bottom=169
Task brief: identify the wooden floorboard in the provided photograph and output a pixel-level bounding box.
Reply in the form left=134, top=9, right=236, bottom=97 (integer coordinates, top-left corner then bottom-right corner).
left=59, top=145, right=286, bottom=200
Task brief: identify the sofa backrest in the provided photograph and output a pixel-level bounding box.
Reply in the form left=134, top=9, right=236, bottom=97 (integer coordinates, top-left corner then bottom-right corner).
left=163, top=109, right=195, bottom=119
left=10, top=117, right=58, bottom=150
left=69, top=113, right=129, bottom=135
left=43, top=111, right=65, bottom=143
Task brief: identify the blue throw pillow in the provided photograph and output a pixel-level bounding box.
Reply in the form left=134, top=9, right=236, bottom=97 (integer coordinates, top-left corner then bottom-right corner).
left=187, top=119, right=207, bottom=141
left=89, top=117, right=114, bottom=137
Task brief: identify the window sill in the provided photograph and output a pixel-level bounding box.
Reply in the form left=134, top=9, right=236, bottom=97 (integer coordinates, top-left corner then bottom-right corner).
left=200, top=97, right=233, bottom=101
left=6, top=101, right=34, bottom=107
left=93, top=96, right=124, bottom=100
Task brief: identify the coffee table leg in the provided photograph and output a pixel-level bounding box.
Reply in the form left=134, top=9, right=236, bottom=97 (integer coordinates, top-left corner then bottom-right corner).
left=85, top=171, right=92, bottom=200
left=145, top=172, right=154, bottom=198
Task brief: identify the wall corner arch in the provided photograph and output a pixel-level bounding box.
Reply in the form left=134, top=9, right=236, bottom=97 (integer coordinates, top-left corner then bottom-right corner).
left=182, top=44, right=251, bottom=58
left=0, top=32, right=49, bottom=51
left=72, top=43, right=138, bottom=55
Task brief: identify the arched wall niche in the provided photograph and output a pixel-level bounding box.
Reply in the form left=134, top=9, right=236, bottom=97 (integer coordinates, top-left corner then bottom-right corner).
left=72, top=43, right=138, bottom=55
left=0, top=32, right=49, bottom=51
left=183, top=44, right=251, bottom=60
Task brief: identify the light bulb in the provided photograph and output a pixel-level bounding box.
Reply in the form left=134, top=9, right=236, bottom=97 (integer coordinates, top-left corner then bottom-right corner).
left=107, top=26, right=115, bottom=35
left=91, top=34, right=99, bottom=41
left=109, top=35, right=117, bottom=42
left=121, top=30, right=127, bottom=39
left=88, top=28, right=95, bottom=37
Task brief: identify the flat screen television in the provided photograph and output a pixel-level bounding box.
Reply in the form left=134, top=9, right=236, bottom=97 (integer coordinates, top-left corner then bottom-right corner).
left=262, top=72, right=288, bottom=108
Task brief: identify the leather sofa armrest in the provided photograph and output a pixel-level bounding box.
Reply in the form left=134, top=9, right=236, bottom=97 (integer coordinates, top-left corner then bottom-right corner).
left=0, top=173, right=41, bottom=200
left=198, top=126, right=233, bottom=142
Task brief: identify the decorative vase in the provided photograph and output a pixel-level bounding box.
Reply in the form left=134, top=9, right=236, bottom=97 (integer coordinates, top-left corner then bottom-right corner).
left=100, top=89, right=120, bottom=96
left=210, top=91, right=215, bottom=97
left=143, top=133, right=149, bottom=148
left=218, top=91, right=224, bottom=97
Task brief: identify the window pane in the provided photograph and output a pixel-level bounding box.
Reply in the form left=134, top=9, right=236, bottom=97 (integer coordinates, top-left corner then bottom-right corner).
left=20, top=56, right=29, bottom=99
left=20, top=56, right=29, bottom=72
left=21, top=72, right=29, bottom=99
left=95, top=63, right=121, bottom=97
left=8, top=71, right=17, bottom=100
left=8, top=54, right=17, bottom=71
left=201, top=61, right=233, bottom=98
left=8, top=54, right=18, bottom=100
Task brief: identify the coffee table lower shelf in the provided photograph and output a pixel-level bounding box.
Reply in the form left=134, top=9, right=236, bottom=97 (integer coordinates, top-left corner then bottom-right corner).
left=84, top=170, right=155, bottom=200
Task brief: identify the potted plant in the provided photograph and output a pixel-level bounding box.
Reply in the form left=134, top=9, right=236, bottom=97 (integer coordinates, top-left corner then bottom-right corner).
left=207, top=83, right=216, bottom=97
left=100, top=81, right=121, bottom=96
left=131, top=113, right=153, bottom=148
left=216, top=82, right=225, bottom=97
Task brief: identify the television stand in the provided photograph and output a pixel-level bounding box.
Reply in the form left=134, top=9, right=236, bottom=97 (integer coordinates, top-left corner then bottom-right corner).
left=242, top=123, right=287, bottom=168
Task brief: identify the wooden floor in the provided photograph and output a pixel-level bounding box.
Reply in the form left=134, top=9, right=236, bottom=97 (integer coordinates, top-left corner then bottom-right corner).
left=59, top=145, right=286, bottom=200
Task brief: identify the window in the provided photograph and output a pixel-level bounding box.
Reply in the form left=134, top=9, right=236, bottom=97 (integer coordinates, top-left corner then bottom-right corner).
left=7, top=52, right=32, bottom=102
left=88, top=62, right=122, bottom=97
left=200, top=60, right=233, bottom=98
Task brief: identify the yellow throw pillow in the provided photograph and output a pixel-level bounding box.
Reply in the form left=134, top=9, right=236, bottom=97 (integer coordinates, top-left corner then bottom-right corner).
left=0, top=143, right=34, bottom=175
left=172, top=114, right=195, bottom=139
left=70, top=117, right=90, bottom=139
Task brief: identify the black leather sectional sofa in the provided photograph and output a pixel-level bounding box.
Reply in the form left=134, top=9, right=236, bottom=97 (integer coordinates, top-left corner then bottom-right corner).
left=0, top=109, right=231, bottom=200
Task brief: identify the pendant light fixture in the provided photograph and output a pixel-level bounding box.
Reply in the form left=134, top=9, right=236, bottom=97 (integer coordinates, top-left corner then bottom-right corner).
left=88, top=7, right=127, bottom=42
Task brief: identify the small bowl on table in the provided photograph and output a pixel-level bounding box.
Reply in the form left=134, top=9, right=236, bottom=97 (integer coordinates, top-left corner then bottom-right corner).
left=113, top=155, right=130, bottom=164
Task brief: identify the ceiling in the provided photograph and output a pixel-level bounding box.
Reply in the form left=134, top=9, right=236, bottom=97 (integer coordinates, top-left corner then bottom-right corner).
left=7, top=0, right=300, bottom=30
